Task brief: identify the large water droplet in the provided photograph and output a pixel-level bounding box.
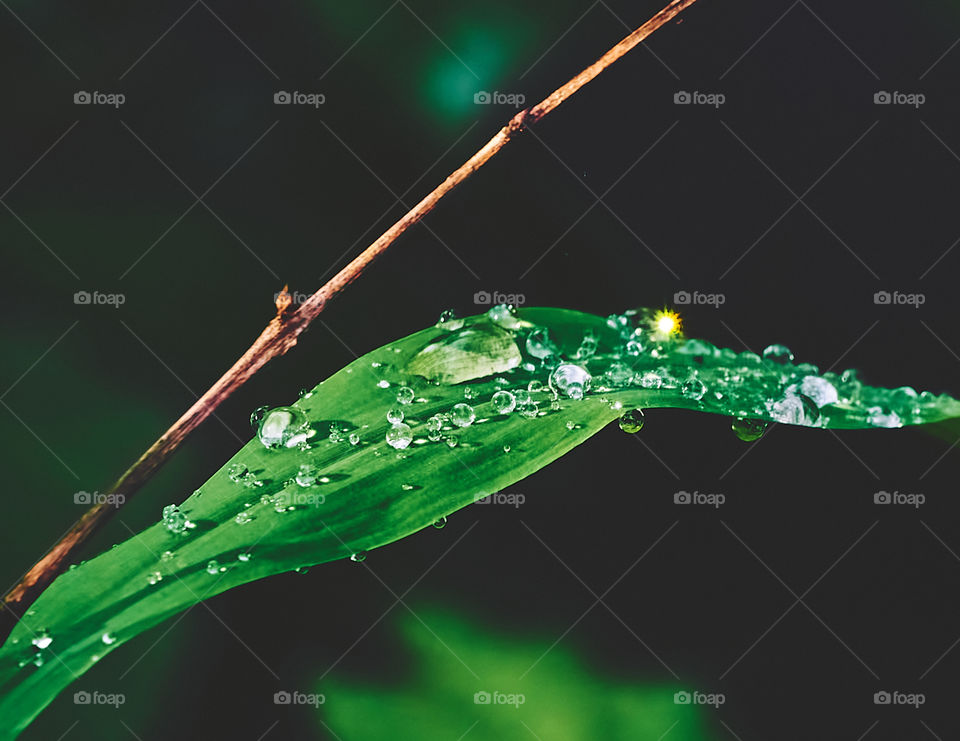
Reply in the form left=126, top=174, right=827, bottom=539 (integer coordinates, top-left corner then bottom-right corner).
left=731, top=417, right=767, bottom=441
left=487, top=303, right=521, bottom=329
left=618, top=409, right=644, bottom=433
left=258, top=406, right=309, bottom=449
left=491, top=390, right=516, bottom=414
left=526, top=328, right=557, bottom=359
left=451, top=403, right=476, bottom=427
left=386, top=423, right=413, bottom=449
left=549, top=364, right=592, bottom=400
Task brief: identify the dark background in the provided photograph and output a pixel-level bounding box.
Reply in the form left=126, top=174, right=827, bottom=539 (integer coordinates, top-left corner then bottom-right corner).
left=2, top=0, right=960, bottom=738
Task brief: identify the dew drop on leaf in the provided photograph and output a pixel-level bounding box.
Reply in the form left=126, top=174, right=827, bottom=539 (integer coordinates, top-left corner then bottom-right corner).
left=618, top=409, right=644, bottom=433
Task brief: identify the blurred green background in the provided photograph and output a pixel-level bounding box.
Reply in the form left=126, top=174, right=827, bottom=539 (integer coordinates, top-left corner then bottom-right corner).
left=3, top=0, right=960, bottom=738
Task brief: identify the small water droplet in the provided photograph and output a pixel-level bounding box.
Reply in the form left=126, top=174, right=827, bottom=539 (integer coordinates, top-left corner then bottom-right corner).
left=234, top=511, right=252, bottom=525
left=349, top=432, right=361, bottom=445
left=681, top=377, right=707, bottom=401
left=503, top=444, right=511, bottom=453
left=377, top=380, right=390, bottom=389
left=350, top=551, right=367, bottom=563
left=527, top=380, right=544, bottom=394
left=618, top=409, right=645, bottom=433
left=731, top=417, right=767, bottom=441
left=387, top=407, right=405, bottom=424
left=396, top=386, right=415, bottom=405
left=525, top=328, right=557, bottom=359
left=487, top=303, right=520, bottom=329
left=162, top=504, right=192, bottom=535
left=762, top=344, right=794, bottom=364
left=386, top=423, right=413, bottom=449
left=401, top=483, right=415, bottom=491
left=565, top=421, right=576, bottom=431
left=147, top=571, right=163, bottom=586
left=436, top=309, right=464, bottom=331
left=444, top=435, right=458, bottom=448
left=249, top=406, right=269, bottom=428
left=206, top=560, right=220, bottom=575
left=238, top=552, right=251, bottom=562
left=433, top=517, right=447, bottom=529
left=298, top=388, right=313, bottom=400
left=451, top=403, right=476, bottom=427
left=101, top=632, right=116, bottom=645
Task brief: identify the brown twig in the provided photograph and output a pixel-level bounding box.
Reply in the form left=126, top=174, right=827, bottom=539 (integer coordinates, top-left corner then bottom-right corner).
left=0, top=0, right=699, bottom=639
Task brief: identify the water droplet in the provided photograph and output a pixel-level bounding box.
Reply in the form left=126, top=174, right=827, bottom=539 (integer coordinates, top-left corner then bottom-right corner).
left=565, top=420, right=576, bottom=431
left=451, top=403, right=476, bottom=427
left=793, top=377, right=837, bottom=408
left=396, top=386, right=415, bottom=405
left=518, top=399, right=540, bottom=418
left=31, top=632, right=52, bottom=650
left=249, top=406, right=269, bottom=428
left=350, top=551, right=367, bottom=563
left=639, top=371, right=662, bottom=389
left=576, top=331, right=598, bottom=359
left=162, top=504, right=192, bottom=535
left=386, top=423, right=413, bottom=449
left=762, top=344, right=794, bottom=364
left=444, top=435, right=458, bottom=448
left=866, top=407, right=902, bottom=428
left=238, top=552, right=251, bottom=562
left=32, top=653, right=44, bottom=667
left=295, top=566, right=309, bottom=574
left=234, top=511, right=252, bottom=525
left=503, top=444, right=511, bottom=453
left=298, top=388, right=313, bottom=400
left=147, top=571, right=163, bottom=586
left=436, top=309, right=464, bottom=331
left=433, top=517, right=447, bottom=529
left=527, top=380, right=544, bottom=393
left=160, top=550, right=174, bottom=561
left=491, top=390, right=516, bottom=414
left=349, top=432, right=361, bottom=445
left=206, top=560, right=221, bottom=575
left=525, top=328, right=557, bottom=359
left=731, top=417, right=767, bottom=441
left=618, top=409, right=645, bottom=433
left=604, top=362, right=633, bottom=386
left=387, top=407, right=405, bottom=424
left=625, top=331, right=644, bottom=356
left=400, top=483, right=415, bottom=491
left=549, top=364, right=592, bottom=400
left=681, top=377, right=707, bottom=401
left=101, top=633, right=116, bottom=646
left=487, top=303, right=520, bottom=329
left=258, top=406, right=309, bottom=449
left=377, top=380, right=390, bottom=389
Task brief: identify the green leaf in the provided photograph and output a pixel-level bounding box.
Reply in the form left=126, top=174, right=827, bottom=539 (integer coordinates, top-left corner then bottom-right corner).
left=1, top=307, right=957, bottom=737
